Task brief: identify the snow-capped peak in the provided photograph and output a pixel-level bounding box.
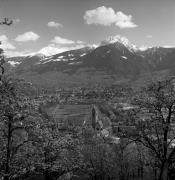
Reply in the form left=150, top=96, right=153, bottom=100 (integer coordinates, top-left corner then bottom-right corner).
left=33, top=53, right=46, bottom=58
left=100, top=35, right=138, bottom=52
left=138, top=46, right=150, bottom=51
left=101, top=35, right=130, bottom=45
left=87, top=44, right=99, bottom=49
left=37, top=46, right=66, bottom=56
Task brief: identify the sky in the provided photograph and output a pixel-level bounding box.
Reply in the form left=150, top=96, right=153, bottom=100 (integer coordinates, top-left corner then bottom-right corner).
left=0, top=0, right=175, bottom=56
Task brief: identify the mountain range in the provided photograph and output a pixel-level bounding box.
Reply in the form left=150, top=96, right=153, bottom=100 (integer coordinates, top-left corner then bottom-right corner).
left=5, top=35, right=175, bottom=89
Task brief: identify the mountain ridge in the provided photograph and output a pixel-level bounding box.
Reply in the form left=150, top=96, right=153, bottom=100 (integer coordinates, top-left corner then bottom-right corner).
left=5, top=36, right=175, bottom=88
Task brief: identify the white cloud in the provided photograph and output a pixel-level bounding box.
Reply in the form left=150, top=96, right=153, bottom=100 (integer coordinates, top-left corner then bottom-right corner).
left=115, top=21, right=137, bottom=28
left=84, top=6, right=117, bottom=26
left=5, top=50, right=30, bottom=57
left=0, top=35, right=8, bottom=42
left=47, top=21, right=63, bottom=28
left=76, top=40, right=85, bottom=44
left=88, top=44, right=99, bottom=48
left=84, top=6, right=137, bottom=28
left=146, top=35, right=153, bottom=38
left=15, top=31, right=40, bottom=42
left=51, top=36, right=75, bottom=44
left=139, top=46, right=149, bottom=51
left=5, top=41, right=95, bottom=57
left=51, top=36, right=85, bottom=46
left=163, top=45, right=175, bottom=48
left=0, top=35, right=16, bottom=50
left=115, top=11, right=137, bottom=28
left=5, top=34, right=87, bottom=57
left=69, top=44, right=86, bottom=50
left=13, top=18, right=20, bottom=24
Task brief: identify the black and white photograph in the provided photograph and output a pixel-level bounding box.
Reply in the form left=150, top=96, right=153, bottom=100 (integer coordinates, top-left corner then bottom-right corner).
left=0, top=0, right=175, bottom=179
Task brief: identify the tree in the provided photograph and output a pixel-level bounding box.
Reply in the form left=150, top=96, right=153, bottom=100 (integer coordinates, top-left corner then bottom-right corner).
left=0, top=38, right=41, bottom=179
left=0, top=18, right=13, bottom=26
left=0, top=17, right=13, bottom=79
left=128, top=78, right=175, bottom=180
left=32, top=103, right=84, bottom=180
left=0, top=72, right=40, bottom=180
left=81, top=126, right=119, bottom=180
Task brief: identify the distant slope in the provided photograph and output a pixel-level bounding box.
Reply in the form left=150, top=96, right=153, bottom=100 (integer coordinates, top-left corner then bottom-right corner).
left=5, top=36, right=175, bottom=88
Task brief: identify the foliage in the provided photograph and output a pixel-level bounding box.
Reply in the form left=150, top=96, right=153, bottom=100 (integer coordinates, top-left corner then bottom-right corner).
left=30, top=104, right=84, bottom=180
left=128, top=78, right=175, bottom=180
left=0, top=46, right=41, bottom=179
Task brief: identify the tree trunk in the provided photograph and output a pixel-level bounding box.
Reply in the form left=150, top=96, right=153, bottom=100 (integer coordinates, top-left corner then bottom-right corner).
left=158, top=161, right=169, bottom=180
left=4, top=121, right=12, bottom=180
left=44, top=170, right=51, bottom=180
left=4, top=176, right=9, bottom=180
